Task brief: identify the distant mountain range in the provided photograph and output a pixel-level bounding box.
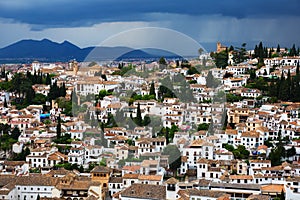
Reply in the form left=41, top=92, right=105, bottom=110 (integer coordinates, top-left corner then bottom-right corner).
left=0, top=39, right=182, bottom=63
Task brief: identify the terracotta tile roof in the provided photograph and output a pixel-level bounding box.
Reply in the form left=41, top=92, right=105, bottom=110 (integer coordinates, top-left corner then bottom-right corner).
left=138, top=174, right=162, bottom=181
left=261, top=184, right=285, bottom=193
left=188, top=188, right=230, bottom=198
left=123, top=173, right=139, bottom=179
left=210, top=182, right=260, bottom=190
left=165, top=177, right=179, bottom=184
left=122, top=165, right=141, bottom=172
left=3, top=161, right=26, bottom=166
left=57, top=180, right=100, bottom=190
left=247, top=194, right=270, bottom=200
left=229, top=175, right=253, bottom=180
left=90, top=166, right=112, bottom=173
left=45, top=168, right=71, bottom=177
left=109, top=177, right=123, bottom=183
left=120, top=183, right=166, bottom=199
left=241, top=131, right=260, bottom=138
left=0, top=175, right=16, bottom=187
left=16, top=175, right=58, bottom=186
left=225, top=129, right=238, bottom=135
left=250, top=159, right=271, bottom=164
left=141, top=160, right=158, bottom=167
left=257, top=145, right=268, bottom=150
left=190, top=139, right=214, bottom=147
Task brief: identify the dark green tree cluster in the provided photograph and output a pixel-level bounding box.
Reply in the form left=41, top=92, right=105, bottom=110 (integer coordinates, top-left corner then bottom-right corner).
left=180, top=59, right=191, bottom=68
left=10, top=73, right=35, bottom=105
left=48, top=81, right=66, bottom=101
left=96, top=89, right=112, bottom=100
left=158, top=85, right=176, bottom=100
left=8, top=72, right=54, bottom=108
left=289, top=44, right=298, bottom=56
left=0, top=124, right=17, bottom=153
left=224, top=144, right=250, bottom=159
left=128, top=93, right=156, bottom=105
left=112, top=64, right=133, bottom=76
left=158, top=125, right=178, bottom=144
left=54, top=163, right=84, bottom=172
left=269, top=134, right=296, bottom=166
left=11, top=147, right=30, bottom=161
left=158, top=57, right=167, bottom=70
left=25, top=71, right=52, bottom=85
left=232, top=43, right=248, bottom=64
left=268, top=66, right=300, bottom=102
left=246, top=76, right=269, bottom=93
left=210, top=49, right=228, bottom=69
left=226, top=93, right=243, bottom=102
left=253, top=42, right=267, bottom=66
left=197, top=123, right=209, bottom=131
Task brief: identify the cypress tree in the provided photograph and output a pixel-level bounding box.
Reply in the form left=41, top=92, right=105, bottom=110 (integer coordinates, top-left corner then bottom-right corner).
left=149, top=82, right=155, bottom=96
left=45, top=73, right=51, bottom=85
left=290, top=44, right=297, bottom=56
left=287, top=70, right=292, bottom=99
left=258, top=42, right=264, bottom=65
left=135, top=103, right=143, bottom=126
left=277, top=44, right=281, bottom=53
left=57, top=115, right=62, bottom=138
left=268, top=49, right=272, bottom=58
left=3, top=98, right=7, bottom=108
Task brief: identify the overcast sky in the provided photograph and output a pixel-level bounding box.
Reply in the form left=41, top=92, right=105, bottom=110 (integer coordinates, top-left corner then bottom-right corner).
left=0, top=0, right=300, bottom=52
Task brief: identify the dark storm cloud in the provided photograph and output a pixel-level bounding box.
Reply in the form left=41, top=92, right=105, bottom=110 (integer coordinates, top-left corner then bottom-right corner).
left=0, top=0, right=299, bottom=28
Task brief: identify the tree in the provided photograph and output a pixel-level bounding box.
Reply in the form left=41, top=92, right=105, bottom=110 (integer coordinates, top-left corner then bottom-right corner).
left=279, top=189, right=285, bottom=200
left=45, top=73, right=51, bottom=85
left=277, top=44, right=281, bottom=53
left=162, top=145, right=181, bottom=171
left=198, top=48, right=204, bottom=55
left=126, top=139, right=135, bottom=146
left=56, top=115, right=62, bottom=138
left=210, top=50, right=228, bottom=68
left=257, top=42, right=265, bottom=66
left=224, top=144, right=235, bottom=152
left=98, top=90, right=108, bottom=100
left=11, top=127, right=21, bottom=140
left=159, top=57, right=167, bottom=65
left=269, top=139, right=285, bottom=166
left=149, top=82, right=155, bottom=97
left=59, top=82, right=67, bottom=97
left=290, top=44, right=297, bottom=56
left=133, top=103, right=143, bottom=126
left=233, top=43, right=247, bottom=64
left=158, top=57, right=167, bottom=69
left=3, top=98, right=7, bottom=108
left=286, top=146, right=296, bottom=157
left=197, top=123, right=209, bottom=131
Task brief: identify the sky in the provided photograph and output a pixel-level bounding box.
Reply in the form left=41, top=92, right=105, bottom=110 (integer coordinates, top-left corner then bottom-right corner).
left=0, top=0, right=300, bottom=52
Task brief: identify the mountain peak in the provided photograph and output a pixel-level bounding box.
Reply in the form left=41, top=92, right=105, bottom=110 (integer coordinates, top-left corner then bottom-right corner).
left=0, top=38, right=183, bottom=63
left=40, top=38, right=53, bottom=43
